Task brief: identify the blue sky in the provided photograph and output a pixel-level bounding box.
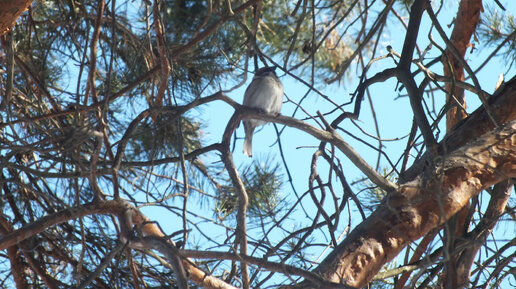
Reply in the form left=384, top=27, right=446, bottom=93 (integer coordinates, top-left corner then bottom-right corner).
left=3, top=0, right=514, bottom=287
left=138, top=0, right=516, bottom=286
left=193, top=1, right=514, bottom=194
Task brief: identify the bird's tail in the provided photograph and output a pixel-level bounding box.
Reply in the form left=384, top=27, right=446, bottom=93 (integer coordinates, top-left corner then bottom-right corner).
left=243, top=134, right=253, bottom=157
left=243, top=124, right=254, bottom=157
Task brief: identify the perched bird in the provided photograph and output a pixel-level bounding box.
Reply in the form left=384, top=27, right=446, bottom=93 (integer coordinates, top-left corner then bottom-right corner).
left=242, top=66, right=284, bottom=157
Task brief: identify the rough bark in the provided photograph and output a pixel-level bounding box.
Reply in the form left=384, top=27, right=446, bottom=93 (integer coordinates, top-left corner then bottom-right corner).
left=0, top=0, right=33, bottom=36
left=401, top=75, right=516, bottom=182
left=289, top=77, right=516, bottom=288
left=443, top=0, right=483, bottom=130
left=441, top=1, right=484, bottom=287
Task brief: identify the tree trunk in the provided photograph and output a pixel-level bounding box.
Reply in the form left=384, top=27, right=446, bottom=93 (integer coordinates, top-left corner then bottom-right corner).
left=290, top=77, right=516, bottom=288
left=441, top=1, right=483, bottom=287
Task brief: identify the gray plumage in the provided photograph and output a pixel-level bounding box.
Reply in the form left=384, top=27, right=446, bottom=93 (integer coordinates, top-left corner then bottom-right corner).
left=242, top=66, right=284, bottom=157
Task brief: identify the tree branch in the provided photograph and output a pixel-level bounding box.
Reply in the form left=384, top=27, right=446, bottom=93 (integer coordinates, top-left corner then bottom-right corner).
left=292, top=118, right=516, bottom=288
left=230, top=108, right=398, bottom=193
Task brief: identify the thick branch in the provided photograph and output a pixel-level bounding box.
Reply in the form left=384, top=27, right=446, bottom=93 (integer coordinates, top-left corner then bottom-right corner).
left=0, top=200, right=236, bottom=289
left=401, top=75, right=516, bottom=182
left=230, top=108, right=398, bottom=193
left=221, top=112, right=251, bottom=289
left=0, top=0, right=32, bottom=35
left=398, top=0, right=426, bottom=69
left=0, top=201, right=125, bottom=250
left=397, top=0, right=436, bottom=152
left=294, top=119, right=516, bottom=288
left=442, top=0, right=483, bottom=131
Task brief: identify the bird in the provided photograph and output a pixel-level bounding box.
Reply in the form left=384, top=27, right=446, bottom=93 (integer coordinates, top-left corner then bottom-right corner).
left=242, top=66, right=284, bottom=157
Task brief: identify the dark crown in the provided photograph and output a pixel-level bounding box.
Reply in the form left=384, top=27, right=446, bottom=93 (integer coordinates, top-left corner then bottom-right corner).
left=255, top=66, right=277, bottom=76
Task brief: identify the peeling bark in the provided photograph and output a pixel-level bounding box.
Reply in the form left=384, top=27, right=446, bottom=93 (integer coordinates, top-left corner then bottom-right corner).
left=292, top=118, right=516, bottom=288
left=287, top=74, right=516, bottom=288
left=441, top=2, right=484, bottom=284
left=443, top=0, right=483, bottom=130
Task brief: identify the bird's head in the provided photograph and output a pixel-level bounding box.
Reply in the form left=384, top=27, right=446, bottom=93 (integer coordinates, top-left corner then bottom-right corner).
left=254, top=66, right=277, bottom=79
